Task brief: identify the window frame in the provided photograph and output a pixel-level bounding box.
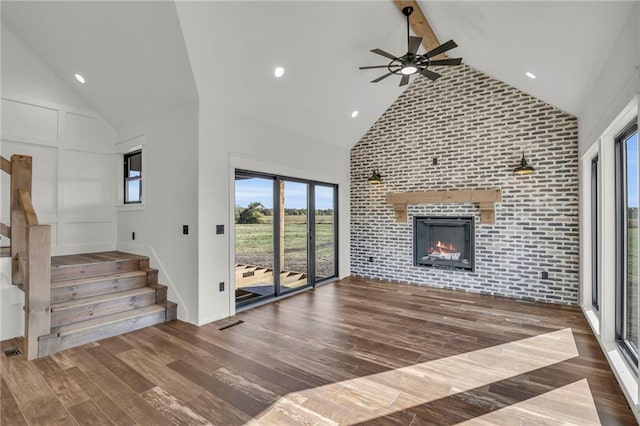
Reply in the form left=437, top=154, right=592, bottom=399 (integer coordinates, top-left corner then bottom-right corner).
left=123, top=149, right=143, bottom=205
left=591, top=155, right=599, bottom=311
left=614, top=118, right=639, bottom=369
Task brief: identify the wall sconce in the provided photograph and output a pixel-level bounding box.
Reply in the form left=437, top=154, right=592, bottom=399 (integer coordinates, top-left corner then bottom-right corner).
left=367, top=169, right=383, bottom=184
left=513, top=153, right=535, bottom=175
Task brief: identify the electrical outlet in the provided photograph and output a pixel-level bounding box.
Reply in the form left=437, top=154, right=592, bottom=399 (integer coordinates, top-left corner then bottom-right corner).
left=183, top=225, right=189, bottom=235
left=132, top=232, right=135, bottom=240
left=433, top=158, right=438, bottom=165
left=216, top=224, right=224, bottom=235
left=368, top=256, right=374, bottom=262
left=219, top=282, right=225, bottom=292
left=541, top=271, right=549, bottom=279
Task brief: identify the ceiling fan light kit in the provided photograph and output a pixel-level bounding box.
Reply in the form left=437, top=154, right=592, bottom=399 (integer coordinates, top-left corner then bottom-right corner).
left=360, top=6, right=463, bottom=87
left=400, top=65, right=418, bottom=75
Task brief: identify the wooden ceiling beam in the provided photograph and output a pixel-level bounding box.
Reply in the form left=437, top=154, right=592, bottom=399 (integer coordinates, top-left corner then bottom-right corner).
left=393, top=0, right=446, bottom=59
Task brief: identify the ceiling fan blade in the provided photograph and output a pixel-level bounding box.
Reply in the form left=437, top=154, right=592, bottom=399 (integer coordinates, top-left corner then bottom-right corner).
left=424, top=40, right=458, bottom=58
left=371, top=71, right=395, bottom=83
left=419, top=68, right=441, bottom=81
left=408, top=36, right=422, bottom=56
left=399, top=74, right=411, bottom=87
left=428, top=58, right=463, bottom=66
left=371, top=48, right=399, bottom=60
left=359, top=65, right=391, bottom=70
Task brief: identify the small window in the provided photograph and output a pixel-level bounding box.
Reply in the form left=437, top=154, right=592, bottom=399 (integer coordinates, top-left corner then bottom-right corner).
left=124, top=150, right=142, bottom=204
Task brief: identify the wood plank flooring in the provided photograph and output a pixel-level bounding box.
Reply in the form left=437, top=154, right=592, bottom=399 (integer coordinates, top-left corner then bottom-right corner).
left=1, top=277, right=636, bottom=425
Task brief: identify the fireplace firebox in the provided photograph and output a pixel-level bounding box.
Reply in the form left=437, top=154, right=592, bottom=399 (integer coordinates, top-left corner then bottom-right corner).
left=413, top=216, right=475, bottom=271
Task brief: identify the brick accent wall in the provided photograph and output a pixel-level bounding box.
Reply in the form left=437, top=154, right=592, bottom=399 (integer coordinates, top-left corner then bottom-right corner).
left=351, top=65, right=579, bottom=304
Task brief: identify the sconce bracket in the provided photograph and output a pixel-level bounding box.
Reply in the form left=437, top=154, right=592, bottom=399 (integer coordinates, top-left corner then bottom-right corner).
left=386, top=189, right=502, bottom=224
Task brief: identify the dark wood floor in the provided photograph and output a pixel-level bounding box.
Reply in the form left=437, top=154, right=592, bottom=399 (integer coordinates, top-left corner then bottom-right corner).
left=1, top=277, right=636, bottom=425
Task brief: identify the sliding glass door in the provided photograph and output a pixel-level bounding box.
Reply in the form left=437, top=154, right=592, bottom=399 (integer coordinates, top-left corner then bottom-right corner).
left=280, top=180, right=310, bottom=295
left=234, top=173, right=276, bottom=305
left=315, top=185, right=337, bottom=281
left=234, top=171, right=338, bottom=307
left=615, top=119, right=638, bottom=365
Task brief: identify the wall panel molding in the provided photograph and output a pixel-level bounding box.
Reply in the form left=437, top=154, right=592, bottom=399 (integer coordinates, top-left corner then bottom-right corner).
left=1, top=95, right=117, bottom=255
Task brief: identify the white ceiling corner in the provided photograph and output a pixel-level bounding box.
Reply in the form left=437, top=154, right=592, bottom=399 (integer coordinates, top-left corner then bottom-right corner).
left=1, top=1, right=198, bottom=131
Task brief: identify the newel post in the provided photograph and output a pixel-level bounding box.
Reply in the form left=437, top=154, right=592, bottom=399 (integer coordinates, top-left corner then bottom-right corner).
left=24, top=224, right=51, bottom=360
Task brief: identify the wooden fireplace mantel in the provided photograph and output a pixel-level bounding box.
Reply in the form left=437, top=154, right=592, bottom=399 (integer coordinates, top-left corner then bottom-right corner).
left=386, top=189, right=502, bottom=224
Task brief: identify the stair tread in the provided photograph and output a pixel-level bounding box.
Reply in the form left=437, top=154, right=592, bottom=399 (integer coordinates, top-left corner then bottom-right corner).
left=51, top=270, right=147, bottom=289
left=51, top=251, right=147, bottom=268
left=51, top=287, right=155, bottom=310
left=53, top=305, right=165, bottom=336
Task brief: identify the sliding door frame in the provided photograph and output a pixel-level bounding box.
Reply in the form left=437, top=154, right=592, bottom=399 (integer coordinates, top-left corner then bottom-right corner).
left=234, top=169, right=339, bottom=307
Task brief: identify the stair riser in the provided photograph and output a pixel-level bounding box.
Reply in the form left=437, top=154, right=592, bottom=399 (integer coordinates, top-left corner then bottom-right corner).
left=166, top=301, right=177, bottom=321
left=144, top=268, right=158, bottom=285
left=39, top=309, right=167, bottom=357
left=237, top=272, right=275, bottom=286
left=51, top=291, right=157, bottom=327
left=51, top=259, right=142, bottom=283
left=283, top=274, right=306, bottom=285
left=51, top=275, right=147, bottom=303
left=149, top=284, right=167, bottom=304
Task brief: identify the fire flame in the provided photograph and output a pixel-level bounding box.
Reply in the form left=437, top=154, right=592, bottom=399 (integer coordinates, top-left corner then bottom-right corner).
left=428, top=241, right=456, bottom=254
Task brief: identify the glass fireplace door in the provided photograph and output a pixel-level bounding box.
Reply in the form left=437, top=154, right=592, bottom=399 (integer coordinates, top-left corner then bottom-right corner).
left=414, top=216, right=475, bottom=271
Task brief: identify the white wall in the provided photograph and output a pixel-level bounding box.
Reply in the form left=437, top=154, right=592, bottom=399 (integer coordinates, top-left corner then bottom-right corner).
left=577, top=2, right=640, bottom=420
left=197, top=105, right=351, bottom=325
left=1, top=27, right=93, bottom=112
left=1, top=99, right=117, bottom=255
left=578, top=3, right=640, bottom=155
left=115, top=102, right=199, bottom=324
left=176, top=3, right=352, bottom=326
left=1, top=27, right=117, bottom=339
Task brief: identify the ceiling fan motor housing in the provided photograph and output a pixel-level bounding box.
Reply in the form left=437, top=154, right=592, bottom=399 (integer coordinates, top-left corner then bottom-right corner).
left=402, top=6, right=414, bottom=17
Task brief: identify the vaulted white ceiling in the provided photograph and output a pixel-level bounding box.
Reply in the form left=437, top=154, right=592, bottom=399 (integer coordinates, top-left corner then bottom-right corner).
left=420, top=1, right=635, bottom=117
left=1, top=1, right=198, bottom=131
left=1, top=1, right=635, bottom=148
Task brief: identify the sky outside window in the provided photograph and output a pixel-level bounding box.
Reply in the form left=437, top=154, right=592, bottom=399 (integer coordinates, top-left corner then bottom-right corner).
left=235, top=178, right=334, bottom=210
left=627, top=131, right=638, bottom=208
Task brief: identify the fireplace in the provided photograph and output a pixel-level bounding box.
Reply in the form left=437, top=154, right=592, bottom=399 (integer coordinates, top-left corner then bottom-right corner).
left=414, top=216, right=475, bottom=271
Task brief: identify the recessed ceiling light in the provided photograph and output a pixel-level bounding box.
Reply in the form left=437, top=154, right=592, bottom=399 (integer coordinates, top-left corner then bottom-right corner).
left=525, top=71, right=536, bottom=79
left=74, top=73, right=85, bottom=84
left=351, top=110, right=359, bottom=118
left=274, top=67, right=285, bottom=78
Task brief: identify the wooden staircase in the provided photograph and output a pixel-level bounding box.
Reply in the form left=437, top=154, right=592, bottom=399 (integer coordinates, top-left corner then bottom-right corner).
left=37, top=251, right=177, bottom=357
left=2, top=154, right=176, bottom=359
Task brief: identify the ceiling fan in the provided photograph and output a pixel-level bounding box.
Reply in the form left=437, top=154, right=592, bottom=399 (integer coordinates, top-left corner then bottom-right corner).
left=360, top=6, right=462, bottom=87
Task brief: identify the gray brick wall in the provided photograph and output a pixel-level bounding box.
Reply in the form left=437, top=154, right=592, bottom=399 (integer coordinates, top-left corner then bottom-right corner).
left=351, top=65, right=579, bottom=304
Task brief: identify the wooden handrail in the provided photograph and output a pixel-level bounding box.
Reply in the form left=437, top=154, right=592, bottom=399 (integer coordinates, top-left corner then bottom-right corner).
left=11, top=155, right=32, bottom=285
left=18, top=189, right=39, bottom=226
left=1, top=156, right=11, bottom=174
left=0, top=223, right=10, bottom=238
